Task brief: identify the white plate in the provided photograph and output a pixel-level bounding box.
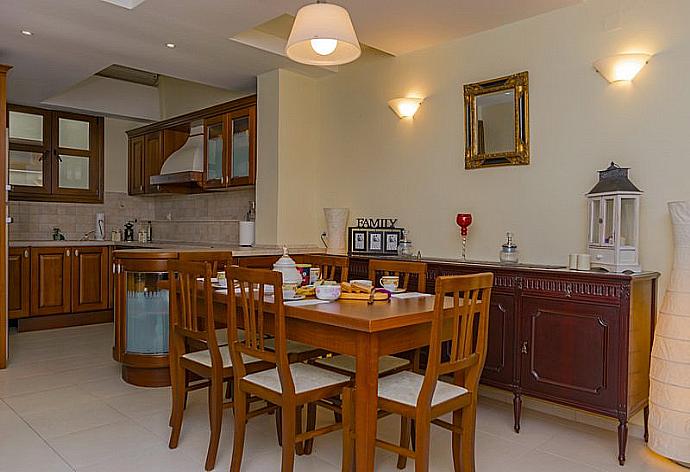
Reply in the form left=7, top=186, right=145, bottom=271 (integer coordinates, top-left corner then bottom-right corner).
left=388, top=288, right=406, bottom=294
left=283, top=294, right=306, bottom=301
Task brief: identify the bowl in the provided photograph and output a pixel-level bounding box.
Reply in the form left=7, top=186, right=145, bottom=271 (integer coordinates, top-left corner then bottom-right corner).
left=315, top=284, right=341, bottom=301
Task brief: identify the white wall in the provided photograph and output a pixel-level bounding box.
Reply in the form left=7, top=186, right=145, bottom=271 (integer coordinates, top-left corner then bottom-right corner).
left=300, top=0, right=690, bottom=295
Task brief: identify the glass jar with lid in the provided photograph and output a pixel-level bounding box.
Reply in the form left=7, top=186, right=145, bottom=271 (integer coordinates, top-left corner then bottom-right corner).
left=499, top=232, right=519, bottom=263
left=397, top=229, right=415, bottom=258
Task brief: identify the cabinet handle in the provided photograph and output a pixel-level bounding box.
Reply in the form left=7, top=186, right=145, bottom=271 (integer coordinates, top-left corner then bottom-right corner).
left=66, top=249, right=70, bottom=257
left=74, top=249, right=79, bottom=256
left=521, top=341, right=529, bottom=355
left=24, top=250, right=29, bottom=258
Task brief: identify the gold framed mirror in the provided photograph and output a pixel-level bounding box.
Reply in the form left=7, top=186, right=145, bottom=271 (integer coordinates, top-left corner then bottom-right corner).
left=464, top=71, right=529, bottom=169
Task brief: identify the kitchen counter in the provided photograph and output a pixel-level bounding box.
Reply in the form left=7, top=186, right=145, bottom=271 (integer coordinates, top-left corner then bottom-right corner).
left=10, top=240, right=326, bottom=257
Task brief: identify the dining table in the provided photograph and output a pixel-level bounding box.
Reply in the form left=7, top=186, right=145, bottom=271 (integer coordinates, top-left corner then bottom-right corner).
left=210, top=288, right=455, bottom=472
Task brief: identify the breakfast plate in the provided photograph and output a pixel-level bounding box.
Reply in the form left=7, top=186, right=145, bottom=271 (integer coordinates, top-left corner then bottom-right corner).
left=283, top=294, right=306, bottom=301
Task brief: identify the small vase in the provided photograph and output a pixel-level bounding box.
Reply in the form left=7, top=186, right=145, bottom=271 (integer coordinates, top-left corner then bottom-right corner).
left=323, top=208, right=349, bottom=254
left=648, top=200, right=690, bottom=466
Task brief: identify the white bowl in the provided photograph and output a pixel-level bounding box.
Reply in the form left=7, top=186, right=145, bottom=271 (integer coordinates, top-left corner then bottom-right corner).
left=315, top=284, right=341, bottom=301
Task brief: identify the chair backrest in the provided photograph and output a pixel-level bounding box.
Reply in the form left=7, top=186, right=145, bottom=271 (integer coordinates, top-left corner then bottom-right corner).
left=168, top=260, right=223, bottom=366
left=368, top=259, right=427, bottom=292
left=178, top=250, right=233, bottom=274
left=295, top=254, right=349, bottom=282
left=417, top=273, right=494, bottom=409
left=226, top=267, right=296, bottom=394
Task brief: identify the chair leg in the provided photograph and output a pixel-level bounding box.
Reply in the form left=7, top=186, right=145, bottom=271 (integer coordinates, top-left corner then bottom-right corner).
left=168, top=363, right=185, bottom=449
left=295, top=406, right=304, bottom=456
left=397, top=416, right=411, bottom=469
left=452, top=409, right=462, bottom=472
left=341, top=387, right=354, bottom=472
left=275, top=406, right=283, bottom=446
left=230, top=386, right=248, bottom=472
left=414, top=417, right=431, bottom=472
left=281, top=404, right=297, bottom=472
left=204, top=376, right=224, bottom=471
left=302, top=403, right=317, bottom=455
left=460, top=403, right=477, bottom=472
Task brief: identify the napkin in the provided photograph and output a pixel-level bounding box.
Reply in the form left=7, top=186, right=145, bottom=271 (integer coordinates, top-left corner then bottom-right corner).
left=391, top=292, right=433, bottom=299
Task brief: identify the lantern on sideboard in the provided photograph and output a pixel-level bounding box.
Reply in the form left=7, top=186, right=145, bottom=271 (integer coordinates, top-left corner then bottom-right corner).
left=586, top=162, right=642, bottom=273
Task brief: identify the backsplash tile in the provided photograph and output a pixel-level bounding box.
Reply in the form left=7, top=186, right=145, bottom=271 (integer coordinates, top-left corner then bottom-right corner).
left=9, top=188, right=255, bottom=245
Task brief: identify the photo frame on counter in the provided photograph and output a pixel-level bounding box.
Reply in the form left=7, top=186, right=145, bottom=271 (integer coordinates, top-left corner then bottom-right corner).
left=348, top=227, right=404, bottom=255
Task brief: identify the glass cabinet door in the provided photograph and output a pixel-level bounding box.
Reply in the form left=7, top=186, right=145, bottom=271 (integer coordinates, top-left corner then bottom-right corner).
left=620, top=197, right=637, bottom=248
left=125, top=271, right=169, bottom=355
left=229, top=106, right=256, bottom=186
left=603, top=197, right=616, bottom=245
left=589, top=198, right=602, bottom=245
left=204, top=115, right=226, bottom=188
left=8, top=107, right=51, bottom=194
left=54, top=114, right=97, bottom=194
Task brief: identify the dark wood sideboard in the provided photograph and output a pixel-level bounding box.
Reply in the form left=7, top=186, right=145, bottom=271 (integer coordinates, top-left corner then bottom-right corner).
left=349, top=256, right=659, bottom=466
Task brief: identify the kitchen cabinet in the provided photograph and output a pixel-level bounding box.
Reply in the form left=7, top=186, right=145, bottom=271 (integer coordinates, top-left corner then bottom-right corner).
left=71, top=246, right=110, bottom=313
left=8, top=247, right=30, bottom=319
left=348, top=256, right=658, bottom=465
left=8, top=105, right=104, bottom=203
left=128, top=131, right=163, bottom=195
left=128, top=135, right=145, bottom=195
left=203, top=105, right=256, bottom=189
left=31, top=247, right=71, bottom=316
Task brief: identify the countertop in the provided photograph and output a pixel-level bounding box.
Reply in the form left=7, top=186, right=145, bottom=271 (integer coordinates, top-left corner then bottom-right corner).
left=9, top=240, right=327, bottom=257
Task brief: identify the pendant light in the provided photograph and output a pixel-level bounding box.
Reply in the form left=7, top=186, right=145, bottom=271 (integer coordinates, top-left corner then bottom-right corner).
left=286, top=1, right=361, bottom=66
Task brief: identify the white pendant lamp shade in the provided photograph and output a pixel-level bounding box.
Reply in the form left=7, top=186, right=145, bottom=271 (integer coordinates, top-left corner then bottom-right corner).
left=286, top=2, right=361, bottom=66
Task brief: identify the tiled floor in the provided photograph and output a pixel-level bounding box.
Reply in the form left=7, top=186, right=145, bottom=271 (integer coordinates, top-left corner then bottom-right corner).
left=0, top=323, right=684, bottom=471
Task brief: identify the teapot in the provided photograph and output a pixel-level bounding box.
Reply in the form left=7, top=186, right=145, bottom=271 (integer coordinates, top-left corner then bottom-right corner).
left=272, top=247, right=304, bottom=286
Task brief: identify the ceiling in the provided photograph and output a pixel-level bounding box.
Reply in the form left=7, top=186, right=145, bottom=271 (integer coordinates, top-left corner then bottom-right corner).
left=0, top=0, right=580, bottom=107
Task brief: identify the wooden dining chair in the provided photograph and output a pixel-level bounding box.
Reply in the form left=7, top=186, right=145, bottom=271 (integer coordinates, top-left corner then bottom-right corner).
left=368, top=259, right=427, bottom=292
left=360, top=272, right=493, bottom=472
left=294, top=254, right=350, bottom=282
left=167, top=260, right=270, bottom=471
left=227, top=266, right=354, bottom=472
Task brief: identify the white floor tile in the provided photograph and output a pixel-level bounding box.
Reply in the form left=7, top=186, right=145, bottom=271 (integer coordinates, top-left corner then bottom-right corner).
left=21, top=399, right=127, bottom=439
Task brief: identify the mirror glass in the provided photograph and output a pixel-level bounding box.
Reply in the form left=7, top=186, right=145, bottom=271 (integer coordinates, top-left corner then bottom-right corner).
left=475, top=90, right=515, bottom=154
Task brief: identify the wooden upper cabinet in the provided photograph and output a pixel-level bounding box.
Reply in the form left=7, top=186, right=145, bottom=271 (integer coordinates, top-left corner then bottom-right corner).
left=203, top=114, right=227, bottom=189
left=72, top=246, right=109, bottom=313
left=228, top=105, right=256, bottom=186
left=8, top=247, right=30, bottom=319
left=144, top=131, right=163, bottom=193
left=128, top=135, right=145, bottom=195
left=31, top=247, right=71, bottom=316
left=8, top=105, right=104, bottom=203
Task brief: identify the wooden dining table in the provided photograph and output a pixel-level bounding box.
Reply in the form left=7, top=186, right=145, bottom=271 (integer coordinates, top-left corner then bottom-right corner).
left=211, top=289, right=454, bottom=472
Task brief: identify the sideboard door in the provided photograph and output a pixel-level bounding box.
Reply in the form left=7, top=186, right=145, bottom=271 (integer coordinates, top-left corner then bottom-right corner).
left=481, top=292, right=516, bottom=387
left=519, top=296, right=620, bottom=414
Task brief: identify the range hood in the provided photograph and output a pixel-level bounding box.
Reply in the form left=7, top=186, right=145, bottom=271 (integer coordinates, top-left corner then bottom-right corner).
left=150, top=125, right=204, bottom=188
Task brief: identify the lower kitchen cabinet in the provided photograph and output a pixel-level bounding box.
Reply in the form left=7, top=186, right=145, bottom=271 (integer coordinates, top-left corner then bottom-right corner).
left=8, top=247, right=30, bottom=319
left=31, top=247, right=71, bottom=316
left=72, top=246, right=110, bottom=312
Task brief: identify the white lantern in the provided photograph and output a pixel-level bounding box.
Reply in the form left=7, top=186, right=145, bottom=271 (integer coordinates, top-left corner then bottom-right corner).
left=586, top=162, right=642, bottom=273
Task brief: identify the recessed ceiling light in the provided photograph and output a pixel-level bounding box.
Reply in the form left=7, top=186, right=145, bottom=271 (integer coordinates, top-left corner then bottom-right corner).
left=165, top=43, right=176, bottom=48
left=21, top=30, right=33, bottom=36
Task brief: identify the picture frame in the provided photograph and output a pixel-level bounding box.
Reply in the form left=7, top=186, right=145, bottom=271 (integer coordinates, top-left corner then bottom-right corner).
left=349, top=228, right=369, bottom=254
left=368, top=231, right=383, bottom=252
left=384, top=231, right=400, bottom=252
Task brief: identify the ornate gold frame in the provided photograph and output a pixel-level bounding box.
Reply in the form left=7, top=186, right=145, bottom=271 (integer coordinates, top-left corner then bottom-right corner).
left=464, top=71, right=529, bottom=169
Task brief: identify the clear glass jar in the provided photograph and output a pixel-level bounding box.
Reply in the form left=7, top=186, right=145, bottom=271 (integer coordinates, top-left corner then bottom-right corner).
left=397, top=230, right=414, bottom=258
left=499, top=232, right=519, bottom=264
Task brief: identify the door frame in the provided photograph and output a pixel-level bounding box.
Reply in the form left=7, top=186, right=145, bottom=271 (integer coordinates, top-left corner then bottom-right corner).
left=1, top=64, right=12, bottom=369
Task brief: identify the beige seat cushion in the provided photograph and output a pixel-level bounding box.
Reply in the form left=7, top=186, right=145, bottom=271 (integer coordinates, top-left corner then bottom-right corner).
left=216, top=329, right=245, bottom=347
left=263, top=338, right=320, bottom=355
left=314, top=354, right=410, bottom=375
left=182, top=347, right=259, bottom=368
left=378, top=370, right=468, bottom=407
left=242, top=363, right=349, bottom=394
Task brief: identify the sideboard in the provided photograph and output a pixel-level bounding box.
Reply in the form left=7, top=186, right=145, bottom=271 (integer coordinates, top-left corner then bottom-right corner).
left=349, top=256, right=659, bottom=466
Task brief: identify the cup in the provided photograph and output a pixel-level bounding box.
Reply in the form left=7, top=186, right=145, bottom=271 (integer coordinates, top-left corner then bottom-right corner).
left=380, top=275, right=400, bottom=292
left=577, top=254, right=591, bottom=271
left=568, top=254, right=578, bottom=270
left=282, top=283, right=298, bottom=300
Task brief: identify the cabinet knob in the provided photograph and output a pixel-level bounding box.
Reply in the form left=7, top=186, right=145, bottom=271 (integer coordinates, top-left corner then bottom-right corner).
left=66, top=249, right=70, bottom=257
left=74, top=249, right=79, bottom=256
left=24, top=250, right=29, bottom=258
left=521, top=341, right=529, bottom=355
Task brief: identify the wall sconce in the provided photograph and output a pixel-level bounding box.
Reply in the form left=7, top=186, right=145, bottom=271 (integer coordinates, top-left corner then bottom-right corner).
left=388, top=97, right=424, bottom=119
left=594, top=53, right=651, bottom=83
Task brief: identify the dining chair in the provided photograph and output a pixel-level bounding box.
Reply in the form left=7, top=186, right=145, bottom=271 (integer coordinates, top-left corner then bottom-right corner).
left=364, top=272, right=494, bottom=472
left=368, top=259, right=427, bottom=292
left=227, top=266, right=354, bottom=472
left=294, top=254, right=350, bottom=282
left=167, top=259, right=270, bottom=471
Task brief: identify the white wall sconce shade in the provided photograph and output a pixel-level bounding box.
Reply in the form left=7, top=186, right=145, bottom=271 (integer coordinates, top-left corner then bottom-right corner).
left=286, top=2, right=361, bottom=66
left=388, top=98, right=424, bottom=119
left=594, top=53, right=651, bottom=83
